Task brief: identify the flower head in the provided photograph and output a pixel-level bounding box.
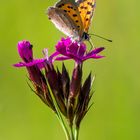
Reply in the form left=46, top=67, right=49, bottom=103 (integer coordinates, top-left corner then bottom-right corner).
left=14, top=40, right=45, bottom=69
left=14, top=38, right=106, bottom=132
left=13, top=40, right=55, bottom=111
left=50, top=37, right=105, bottom=64
left=17, top=40, right=33, bottom=62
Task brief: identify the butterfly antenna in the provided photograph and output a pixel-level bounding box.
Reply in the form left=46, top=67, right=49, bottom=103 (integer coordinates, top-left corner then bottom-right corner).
left=89, top=33, right=112, bottom=42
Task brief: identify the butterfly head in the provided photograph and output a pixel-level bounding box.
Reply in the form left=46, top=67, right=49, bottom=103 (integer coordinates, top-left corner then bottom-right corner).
left=81, top=32, right=90, bottom=41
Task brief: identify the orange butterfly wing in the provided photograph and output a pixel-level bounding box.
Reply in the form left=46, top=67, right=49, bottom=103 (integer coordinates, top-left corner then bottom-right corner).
left=78, top=0, right=96, bottom=33
left=55, top=0, right=84, bottom=36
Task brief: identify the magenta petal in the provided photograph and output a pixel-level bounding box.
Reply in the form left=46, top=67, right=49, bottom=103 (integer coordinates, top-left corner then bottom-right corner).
left=17, top=40, right=33, bottom=62
left=82, top=47, right=105, bottom=61
left=49, top=51, right=60, bottom=63
left=77, top=43, right=86, bottom=57
left=93, top=47, right=105, bottom=53
left=86, top=47, right=105, bottom=57
left=67, top=42, right=79, bottom=55
left=55, top=38, right=67, bottom=55
left=54, top=56, right=71, bottom=61
left=62, top=37, right=72, bottom=46
left=13, top=62, right=27, bottom=67
left=82, top=54, right=105, bottom=61
left=55, top=37, right=86, bottom=60
left=66, top=41, right=86, bottom=58
left=54, top=37, right=105, bottom=63
left=93, top=55, right=105, bottom=59
left=13, top=59, right=45, bottom=69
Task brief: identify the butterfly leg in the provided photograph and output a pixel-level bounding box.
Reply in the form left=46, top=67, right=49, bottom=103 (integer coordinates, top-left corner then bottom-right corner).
left=88, top=39, right=95, bottom=51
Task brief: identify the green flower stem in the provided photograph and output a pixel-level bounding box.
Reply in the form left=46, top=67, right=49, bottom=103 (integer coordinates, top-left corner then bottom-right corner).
left=48, top=87, right=71, bottom=140
left=74, top=127, right=80, bottom=140
left=55, top=114, right=70, bottom=140
left=70, top=125, right=74, bottom=140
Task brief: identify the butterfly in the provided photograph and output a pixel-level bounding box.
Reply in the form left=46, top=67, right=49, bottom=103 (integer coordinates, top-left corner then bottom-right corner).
left=47, top=0, right=96, bottom=43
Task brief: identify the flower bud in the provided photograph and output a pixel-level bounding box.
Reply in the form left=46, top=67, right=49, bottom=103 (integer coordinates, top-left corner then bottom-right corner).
left=67, top=64, right=82, bottom=124
left=45, top=63, right=67, bottom=116
left=75, top=73, right=93, bottom=128
left=17, top=40, right=33, bottom=62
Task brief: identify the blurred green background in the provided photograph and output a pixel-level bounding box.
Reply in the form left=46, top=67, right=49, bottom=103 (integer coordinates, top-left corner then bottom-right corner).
left=0, top=0, right=140, bottom=140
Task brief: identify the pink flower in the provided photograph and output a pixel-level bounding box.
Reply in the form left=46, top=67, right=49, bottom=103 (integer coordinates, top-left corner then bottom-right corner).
left=13, top=40, right=45, bottom=69
left=50, top=37, right=105, bottom=64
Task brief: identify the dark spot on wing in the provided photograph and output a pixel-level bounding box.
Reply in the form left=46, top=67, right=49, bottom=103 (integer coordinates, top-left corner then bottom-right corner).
left=87, top=11, right=91, bottom=14
left=67, top=6, right=71, bottom=8
left=67, top=5, right=74, bottom=9
left=87, top=2, right=92, bottom=6
left=84, top=7, right=87, bottom=10
left=86, top=18, right=89, bottom=21
left=58, top=3, right=65, bottom=8
left=63, top=10, right=67, bottom=12
left=87, top=2, right=95, bottom=8
left=75, top=20, right=79, bottom=23
left=73, top=14, right=77, bottom=17
left=77, top=26, right=80, bottom=28
left=80, top=6, right=84, bottom=9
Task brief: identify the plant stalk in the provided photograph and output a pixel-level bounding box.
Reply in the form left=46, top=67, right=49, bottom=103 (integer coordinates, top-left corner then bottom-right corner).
left=49, top=87, right=71, bottom=140
left=74, top=127, right=80, bottom=140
